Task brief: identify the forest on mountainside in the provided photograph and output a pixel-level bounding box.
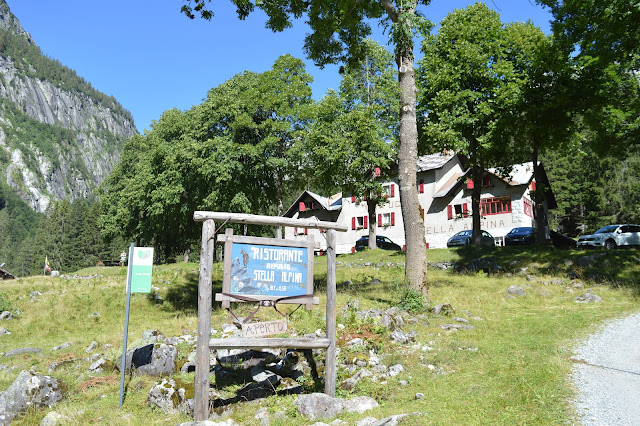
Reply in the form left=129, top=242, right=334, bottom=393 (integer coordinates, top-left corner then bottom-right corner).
left=0, top=28, right=133, bottom=122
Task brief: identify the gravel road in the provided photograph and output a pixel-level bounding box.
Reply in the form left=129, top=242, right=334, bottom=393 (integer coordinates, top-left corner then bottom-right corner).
left=571, top=311, right=640, bottom=425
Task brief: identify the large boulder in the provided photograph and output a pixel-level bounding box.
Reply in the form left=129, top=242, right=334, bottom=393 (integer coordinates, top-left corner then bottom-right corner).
left=117, top=343, right=177, bottom=376
left=0, top=370, right=65, bottom=424
left=147, top=378, right=194, bottom=416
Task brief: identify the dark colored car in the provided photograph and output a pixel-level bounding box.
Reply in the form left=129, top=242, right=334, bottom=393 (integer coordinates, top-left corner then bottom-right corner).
left=355, top=235, right=401, bottom=251
left=504, top=227, right=535, bottom=246
left=446, top=230, right=495, bottom=247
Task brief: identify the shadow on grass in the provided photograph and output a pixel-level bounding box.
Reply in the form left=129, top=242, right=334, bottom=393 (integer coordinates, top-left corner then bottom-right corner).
left=163, top=269, right=225, bottom=314
left=451, top=244, right=640, bottom=292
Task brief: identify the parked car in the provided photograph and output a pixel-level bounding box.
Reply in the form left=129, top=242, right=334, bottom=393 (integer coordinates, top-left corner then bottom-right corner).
left=504, top=227, right=535, bottom=246
left=446, top=230, right=495, bottom=247
left=355, top=235, right=402, bottom=251
left=577, top=224, right=640, bottom=249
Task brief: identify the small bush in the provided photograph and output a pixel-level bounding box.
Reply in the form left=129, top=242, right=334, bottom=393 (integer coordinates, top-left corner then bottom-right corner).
left=397, top=287, right=427, bottom=313
left=0, top=291, right=12, bottom=311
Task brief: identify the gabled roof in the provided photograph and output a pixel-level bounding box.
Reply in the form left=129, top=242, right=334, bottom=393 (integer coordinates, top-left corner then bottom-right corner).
left=433, top=161, right=557, bottom=209
left=416, top=152, right=465, bottom=172
left=283, top=190, right=343, bottom=218
left=0, top=267, right=17, bottom=280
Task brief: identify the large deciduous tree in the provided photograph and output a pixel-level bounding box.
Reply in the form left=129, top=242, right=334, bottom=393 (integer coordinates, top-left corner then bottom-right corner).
left=536, top=0, right=640, bottom=152
left=308, top=38, right=397, bottom=251
left=417, top=3, right=521, bottom=244
left=182, top=0, right=432, bottom=295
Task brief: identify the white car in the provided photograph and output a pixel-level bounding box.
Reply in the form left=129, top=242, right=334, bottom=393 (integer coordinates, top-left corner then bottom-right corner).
left=577, top=224, right=640, bottom=249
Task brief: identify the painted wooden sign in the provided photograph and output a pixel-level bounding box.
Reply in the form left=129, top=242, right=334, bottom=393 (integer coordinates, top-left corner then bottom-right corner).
left=219, top=232, right=315, bottom=306
left=242, top=319, right=287, bottom=337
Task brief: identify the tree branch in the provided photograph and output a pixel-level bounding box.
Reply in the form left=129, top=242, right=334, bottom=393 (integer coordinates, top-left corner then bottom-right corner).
left=379, top=0, right=398, bottom=22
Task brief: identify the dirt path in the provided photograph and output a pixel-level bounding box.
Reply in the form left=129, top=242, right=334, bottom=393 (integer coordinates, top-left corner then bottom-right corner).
left=570, top=311, right=640, bottom=425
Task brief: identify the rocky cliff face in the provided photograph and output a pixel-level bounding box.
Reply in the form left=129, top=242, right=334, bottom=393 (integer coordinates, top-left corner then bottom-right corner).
left=0, top=1, right=137, bottom=212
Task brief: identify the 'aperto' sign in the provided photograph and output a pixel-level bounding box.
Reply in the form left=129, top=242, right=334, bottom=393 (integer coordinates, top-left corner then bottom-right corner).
left=130, top=247, right=154, bottom=293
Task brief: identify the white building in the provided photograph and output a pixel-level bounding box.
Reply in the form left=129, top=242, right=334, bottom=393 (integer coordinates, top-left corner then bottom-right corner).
left=284, top=153, right=556, bottom=253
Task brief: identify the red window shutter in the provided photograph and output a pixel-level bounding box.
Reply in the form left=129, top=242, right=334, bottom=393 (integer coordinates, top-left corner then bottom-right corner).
left=402, top=244, right=406, bottom=251
left=294, top=227, right=298, bottom=234
left=352, top=217, right=356, bottom=230
left=304, top=228, right=308, bottom=235
left=364, top=216, right=368, bottom=229
left=299, top=201, right=305, bottom=212
left=447, top=205, right=453, bottom=220
left=378, top=214, right=382, bottom=227
left=466, top=179, right=474, bottom=189
left=463, top=203, right=468, bottom=216
left=426, top=243, right=429, bottom=249
left=391, top=212, right=396, bottom=225
left=351, top=196, right=356, bottom=202
left=419, top=179, right=424, bottom=194
left=483, top=175, right=491, bottom=187
left=531, top=181, right=536, bottom=191
left=390, top=184, right=395, bottom=197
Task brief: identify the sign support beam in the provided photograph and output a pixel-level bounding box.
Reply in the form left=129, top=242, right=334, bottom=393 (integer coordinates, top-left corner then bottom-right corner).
left=194, top=219, right=215, bottom=422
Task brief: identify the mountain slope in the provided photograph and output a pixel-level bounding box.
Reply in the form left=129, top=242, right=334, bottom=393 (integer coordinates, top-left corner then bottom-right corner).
left=0, top=0, right=137, bottom=212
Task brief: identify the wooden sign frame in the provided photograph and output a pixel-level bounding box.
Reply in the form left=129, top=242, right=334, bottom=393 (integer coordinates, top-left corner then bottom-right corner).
left=216, top=229, right=318, bottom=310
left=192, top=211, right=348, bottom=422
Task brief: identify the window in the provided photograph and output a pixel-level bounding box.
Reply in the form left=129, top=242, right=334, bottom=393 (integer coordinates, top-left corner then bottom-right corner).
left=481, top=197, right=511, bottom=216
left=447, top=203, right=468, bottom=219
left=383, top=183, right=395, bottom=198
left=378, top=212, right=396, bottom=227
left=523, top=197, right=533, bottom=218
left=299, top=201, right=316, bottom=211
left=294, top=227, right=307, bottom=235
left=351, top=216, right=368, bottom=230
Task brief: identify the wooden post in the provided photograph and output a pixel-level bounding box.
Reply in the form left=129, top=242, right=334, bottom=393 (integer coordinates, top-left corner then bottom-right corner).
left=194, top=219, right=215, bottom=421
left=325, top=229, right=337, bottom=396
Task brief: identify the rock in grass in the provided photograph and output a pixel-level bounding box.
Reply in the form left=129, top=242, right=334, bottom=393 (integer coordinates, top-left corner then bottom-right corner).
left=575, top=292, right=603, bottom=303
left=506, top=285, right=526, bottom=296
left=4, top=347, right=41, bottom=357
left=40, top=410, right=70, bottom=425
left=295, top=393, right=345, bottom=420
left=148, top=378, right=194, bottom=415
left=0, top=370, right=64, bottom=424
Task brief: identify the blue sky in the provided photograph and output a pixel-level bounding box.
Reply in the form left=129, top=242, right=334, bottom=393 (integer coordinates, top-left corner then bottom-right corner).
left=6, top=1, right=552, bottom=134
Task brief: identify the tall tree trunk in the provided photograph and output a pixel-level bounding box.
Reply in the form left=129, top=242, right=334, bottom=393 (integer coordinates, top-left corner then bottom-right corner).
left=397, top=52, right=428, bottom=296
left=471, top=164, right=483, bottom=245
left=367, top=197, right=378, bottom=250
left=381, top=0, right=427, bottom=297
left=532, top=137, right=548, bottom=244
left=276, top=172, right=283, bottom=239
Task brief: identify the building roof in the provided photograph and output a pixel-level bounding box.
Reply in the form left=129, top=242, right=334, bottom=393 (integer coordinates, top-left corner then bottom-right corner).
left=416, top=153, right=457, bottom=172
left=433, top=161, right=556, bottom=209
left=283, top=190, right=343, bottom=218
left=0, top=267, right=17, bottom=280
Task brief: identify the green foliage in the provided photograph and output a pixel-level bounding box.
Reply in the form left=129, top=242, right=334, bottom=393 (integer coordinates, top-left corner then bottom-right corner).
left=396, top=283, right=427, bottom=313
left=0, top=28, right=133, bottom=122
left=0, top=291, right=12, bottom=311
left=100, top=55, right=313, bottom=261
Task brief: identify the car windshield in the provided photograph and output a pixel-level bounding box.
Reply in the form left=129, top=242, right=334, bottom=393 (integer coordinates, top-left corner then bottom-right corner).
left=595, top=225, right=619, bottom=234
left=453, top=231, right=472, bottom=237
left=508, top=227, right=532, bottom=234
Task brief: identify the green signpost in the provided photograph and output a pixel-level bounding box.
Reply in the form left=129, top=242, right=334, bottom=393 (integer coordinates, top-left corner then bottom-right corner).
left=130, top=247, right=154, bottom=293
left=119, top=245, right=154, bottom=409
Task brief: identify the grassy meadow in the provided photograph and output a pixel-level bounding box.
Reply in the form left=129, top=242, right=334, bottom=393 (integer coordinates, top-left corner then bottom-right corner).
left=1, top=245, right=639, bottom=425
